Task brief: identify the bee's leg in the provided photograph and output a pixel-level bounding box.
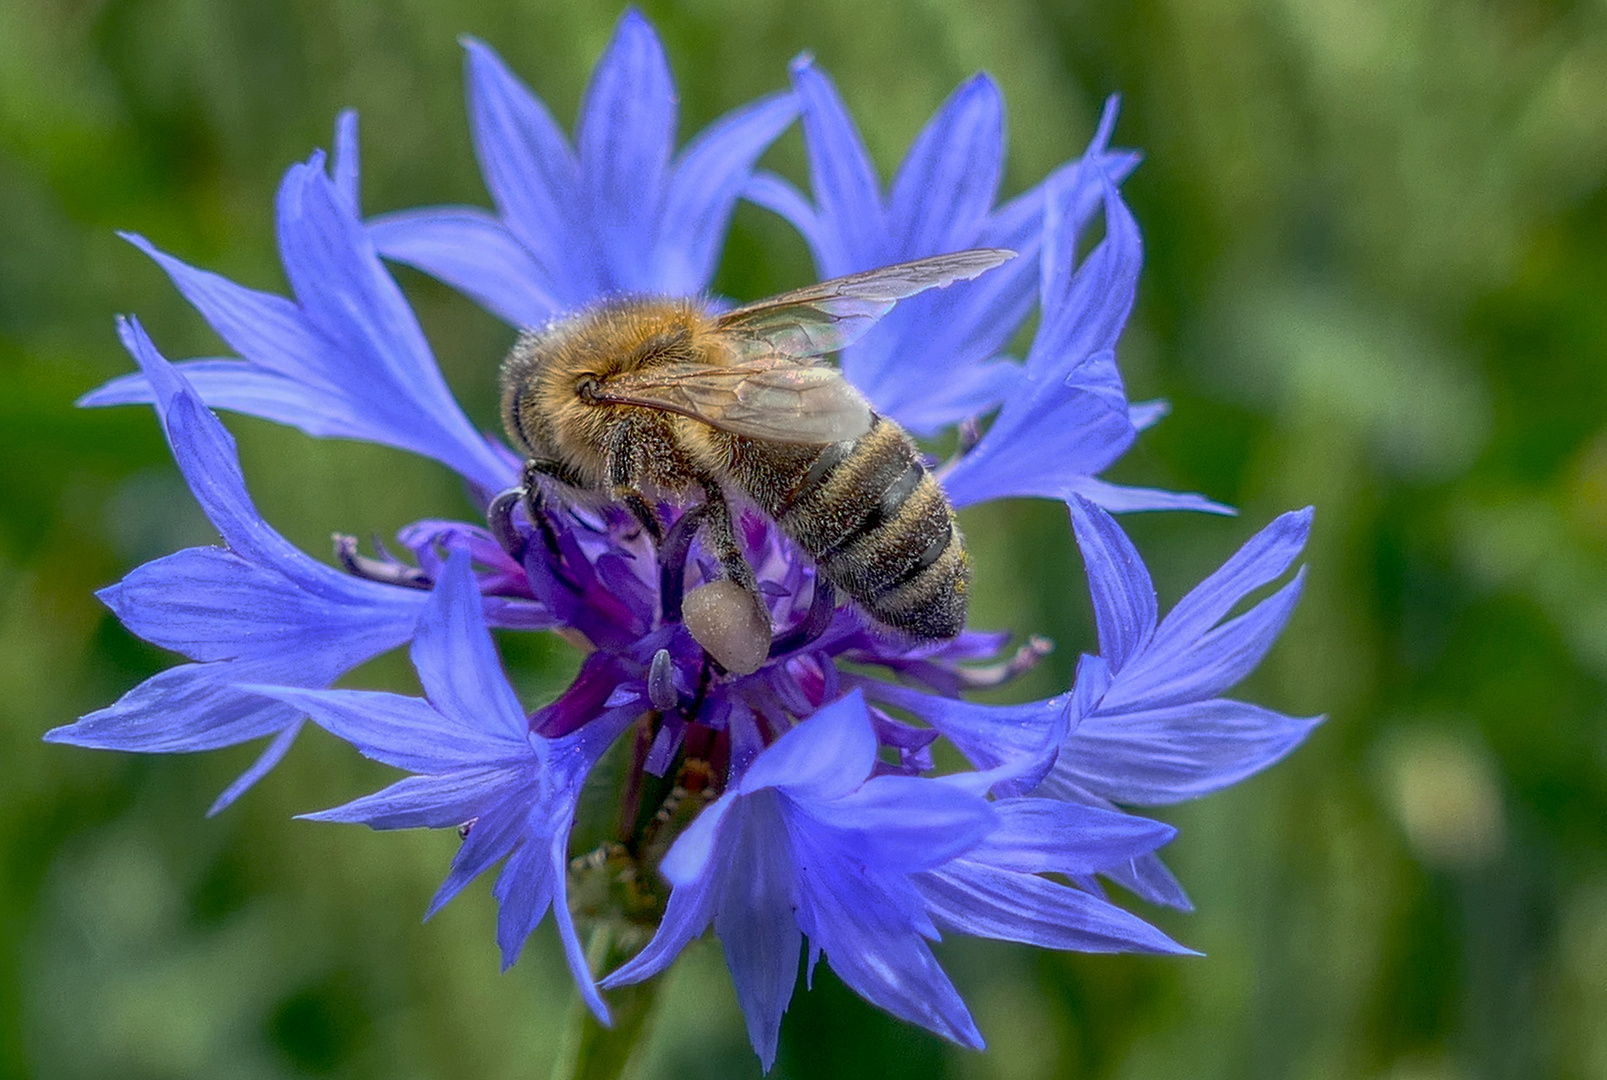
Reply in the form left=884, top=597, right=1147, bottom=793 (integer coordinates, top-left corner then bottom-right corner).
left=692, top=480, right=759, bottom=598
left=518, top=459, right=575, bottom=559
left=602, top=423, right=669, bottom=543
left=679, top=479, right=772, bottom=675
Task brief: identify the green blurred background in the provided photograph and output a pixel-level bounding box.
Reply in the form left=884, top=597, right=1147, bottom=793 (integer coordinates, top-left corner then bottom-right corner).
left=3, top=0, right=1605, bottom=1076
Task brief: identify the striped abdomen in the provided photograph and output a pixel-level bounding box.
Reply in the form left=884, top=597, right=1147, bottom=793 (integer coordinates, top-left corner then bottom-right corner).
left=735, top=416, right=968, bottom=638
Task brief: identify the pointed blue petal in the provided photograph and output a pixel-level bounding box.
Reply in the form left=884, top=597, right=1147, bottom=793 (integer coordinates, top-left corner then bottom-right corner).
left=887, top=74, right=1003, bottom=258
left=1069, top=497, right=1156, bottom=671
left=47, top=660, right=313, bottom=753
left=207, top=721, right=303, bottom=815
left=410, top=550, right=527, bottom=741
left=1062, top=699, right=1324, bottom=805
left=332, top=110, right=360, bottom=210
left=461, top=37, right=577, bottom=280
left=963, top=798, right=1175, bottom=876
left=658, top=92, right=798, bottom=295
left=797, top=775, right=994, bottom=872
left=865, top=679, right=1068, bottom=779
left=1149, top=507, right=1314, bottom=651
left=576, top=10, right=676, bottom=283
left=1109, top=570, right=1308, bottom=711
left=114, top=320, right=311, bottom=575
left=114, top=236, right=334, bottom=387
left=793, top=839, right=983, bottom=1049
left=368, top=207, right=558, bottom=327
left=601, top=849, right=721, bottom=988
left=1099, top=851, right=1194, bottom=911
left=242, top=685, right=525, bottom=773
left=942, top=350, right=1135, bottom=508
left=426, top=794, right=533, bottom=916
left=921, top=861, right=1192, bottom=955
left=301, top=767, right=525, bottom=830
left=789, top=57, right=884, bottom=272
left=83, top=360, right=385, bottom=443
left=275, top=159, right=513, bottom=491
left=714, top=798, right=802, bottom=1071
left=738, top=690, right=876, bottom=799
left=99, top=546, right=416, bottom=661
left=1068, top=477, right=1235, bottom=515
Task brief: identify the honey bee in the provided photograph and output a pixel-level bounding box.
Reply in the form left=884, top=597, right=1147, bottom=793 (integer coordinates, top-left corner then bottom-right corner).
left=500, top=249, right=1015, bottom=673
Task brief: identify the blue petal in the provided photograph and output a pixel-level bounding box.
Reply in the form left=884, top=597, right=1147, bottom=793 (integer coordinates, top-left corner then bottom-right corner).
left=791, top=828, right=983, bottom=1049
left=426, top=793, right=535, bottom=917
left=602, top=822, right=724, bottom=987
left=864, top=679, right=1068, bottom=780
left=242, top=685, right=524, bottom=773
left=942, top=350, right=1135, bottom=508
left=208, top=721, right=303, bottom=815
left=921, top=861, right=1191, bottom=955
left=962, top=798, right=1175, bottom=876
left=84, top=360, right=386, bottom=444
left=657, top=91, right=798, bottom=295
left=789, top=56, right=883, bottom=272
left=99, top=547, right=415, bottom=661
left=301, top=767, right=526, bottom=830
left=110, top=238, right=334, bottom=387
left=461, top=37, right=577, bottom=284
left=796, top=775, right=995, bottom=872
left=410, top=550, right=528, bottom=741
left=367, top=207, right=558, bottom=326
left=1107, top=571, right=1308, bottom=712
left=274, top=158, right=514, bottom=490
left=738, top=689, right=876, bottom=799
left=491, top=836, right=558, bottom=968
left=1148, top=507, right=1314, bottom=651
left=714, top=797, right=802, bottom=1071
left=113, top=320, right=317, bottom=577
left=1099, top=852, right=1194, bottom=911
left=1059, top=699, right=1324, bottom=805
left=658, top=793, right=736, bottom=887
left=1067, top=477, right=1235, bottom=515
left=886, top=74, right=1003, bottom=259
left=47, top=659, right=323, bottom=753
left=332, top=110, right=360, bottom=210
left=576, top=9, right=676, bottom=286
left=1069, top=495, right=1157, bottom=671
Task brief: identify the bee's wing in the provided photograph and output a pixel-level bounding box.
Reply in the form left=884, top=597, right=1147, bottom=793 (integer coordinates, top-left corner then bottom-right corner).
left=593, top=359, right=873, bottom=444
left=714, top=248, right=1016, bottom=359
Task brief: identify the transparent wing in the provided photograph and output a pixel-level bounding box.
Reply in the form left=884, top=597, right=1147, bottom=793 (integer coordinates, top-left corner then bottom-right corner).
left=714, top=248, right=1016, bottom=359
left=591, top=358, right=873, bottom=444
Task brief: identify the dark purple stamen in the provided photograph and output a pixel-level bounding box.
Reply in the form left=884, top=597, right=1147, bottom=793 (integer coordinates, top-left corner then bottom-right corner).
left=768, top=577, right=837, bottom=658
left=656, top=503, right=709, bottom=624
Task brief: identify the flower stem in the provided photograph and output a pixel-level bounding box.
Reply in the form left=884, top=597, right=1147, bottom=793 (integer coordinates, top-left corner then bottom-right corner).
left=549, top=927, right=661, bottom=1080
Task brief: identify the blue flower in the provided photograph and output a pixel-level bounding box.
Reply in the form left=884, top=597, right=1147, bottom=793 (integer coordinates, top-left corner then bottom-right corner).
left=62, top=11, right=1319, bottom=1067
left=368, top=10, right=798, bottom=326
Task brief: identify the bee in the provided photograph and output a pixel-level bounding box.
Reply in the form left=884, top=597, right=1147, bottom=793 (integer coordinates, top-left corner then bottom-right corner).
left=500, top=249, right=1015, bottom=674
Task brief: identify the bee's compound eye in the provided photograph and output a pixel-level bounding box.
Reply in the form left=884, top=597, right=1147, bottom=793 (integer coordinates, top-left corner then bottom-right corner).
left=683, top=580, right=772, bottom=675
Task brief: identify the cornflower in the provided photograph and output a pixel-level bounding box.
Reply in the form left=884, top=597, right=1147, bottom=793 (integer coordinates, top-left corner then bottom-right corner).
left=51, top=10, right=1318, bottom=1068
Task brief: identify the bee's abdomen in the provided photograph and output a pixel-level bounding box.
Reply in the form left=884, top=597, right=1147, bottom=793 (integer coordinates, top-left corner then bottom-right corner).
left=759, top=416, right=968, bottom=639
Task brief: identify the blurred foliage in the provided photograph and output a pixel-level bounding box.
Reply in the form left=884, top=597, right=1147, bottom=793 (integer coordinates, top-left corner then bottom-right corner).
left=2, top=0, right=1605, bottom=1077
